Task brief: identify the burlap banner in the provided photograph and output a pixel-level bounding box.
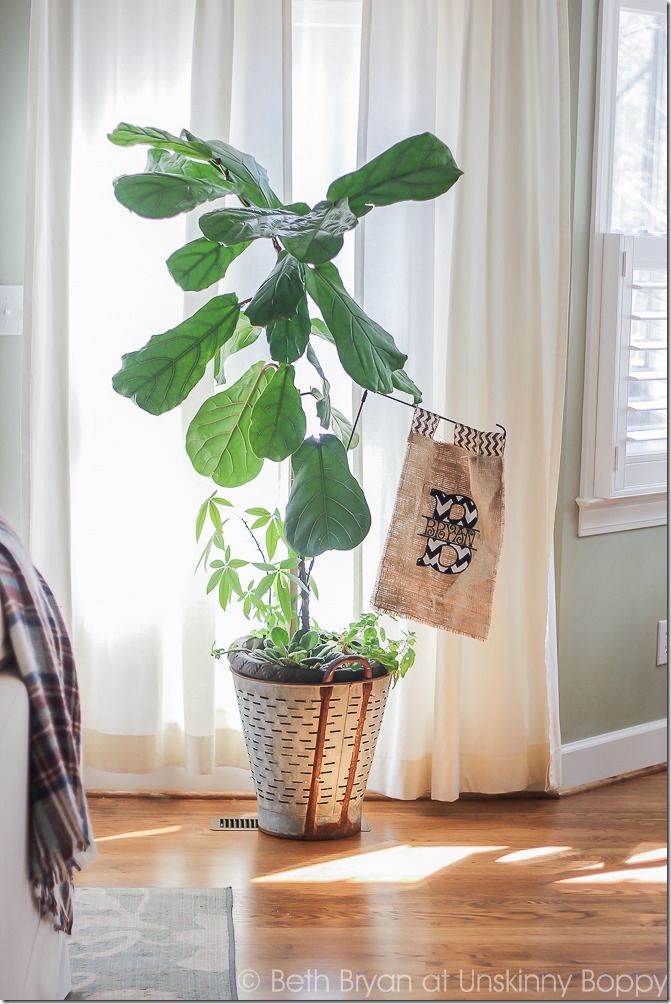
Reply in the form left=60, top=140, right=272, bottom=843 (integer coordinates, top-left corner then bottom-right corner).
left=371, top=409, right=506, bottom=642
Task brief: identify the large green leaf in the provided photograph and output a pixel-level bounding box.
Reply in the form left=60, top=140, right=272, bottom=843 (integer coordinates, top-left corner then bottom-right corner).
left=143, top=148, right=230, bottom=183
left=280, top=199, right=358, bottom=264
left=249, top=364, right=306, bottom=462
left=390, top=367, right=423, bottom=404
left=186, top=361, right=273, bottom=487
left=107, top=122, right=281, bottom=209
left=200, top=206, right=302, bottom=245
left=107, top=123, right=212, bottom=160
left=326, top=132, right=463, bottom=217
left=305, top=262, right=407, bottom=394
left=199, top=200, right=357, bottom=263
left=310, top=317, right=335, bottom=344
left=284, top=435, right=371, bottom=556
left=215, top=313, right=262, bottom=384
left=201, top=135, right=282, bottom=209
left=166, top=237, right=250, bottom=292
left=112, top=294, right=240, bottom=415
left=246, top=252, right=306, bottom=327
left=266, top=296, right=311, bottom=363
left=113, top=172, right=233, bottom=219
left=315, top=393, right=331, bottom=430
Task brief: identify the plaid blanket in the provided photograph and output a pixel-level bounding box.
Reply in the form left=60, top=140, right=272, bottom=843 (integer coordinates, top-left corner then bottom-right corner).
left=0, top=515, right=93, bottom=934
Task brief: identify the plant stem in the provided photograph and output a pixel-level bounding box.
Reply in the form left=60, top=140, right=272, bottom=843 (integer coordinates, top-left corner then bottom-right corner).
left=239, top=516, right=267, bottom=564
left=288, top=573, right=298, bottom=640
left=297, top=557, right=310, bottom=632
left=239, top=514, right=273, bottom=608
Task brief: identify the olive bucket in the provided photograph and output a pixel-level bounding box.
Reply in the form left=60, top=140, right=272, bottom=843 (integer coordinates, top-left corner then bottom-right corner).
left=229, top=655, right=391, bottom=839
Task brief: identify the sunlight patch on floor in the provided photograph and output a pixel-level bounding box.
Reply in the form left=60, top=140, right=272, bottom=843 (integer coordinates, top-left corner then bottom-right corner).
left=255, top=844, right=507, bottom=884
left=557, top=865, right=666, bottom=885
left=496, top=846, right=572, bottom=863
left=95, top=825, right=182, bottom=843
left=625, top=845, right=667, bottom=865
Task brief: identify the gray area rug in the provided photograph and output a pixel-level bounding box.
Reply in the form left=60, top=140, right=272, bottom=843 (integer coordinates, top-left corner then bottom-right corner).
left=67, top=887, right=237, bottom=1001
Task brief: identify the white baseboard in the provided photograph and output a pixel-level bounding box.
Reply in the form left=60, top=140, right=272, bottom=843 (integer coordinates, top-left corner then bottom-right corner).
left=560, top=718, right=667, bottom=791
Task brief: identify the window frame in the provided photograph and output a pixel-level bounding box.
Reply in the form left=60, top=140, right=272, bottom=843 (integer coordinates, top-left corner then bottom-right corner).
left=578, top=0, right=667, bottom=537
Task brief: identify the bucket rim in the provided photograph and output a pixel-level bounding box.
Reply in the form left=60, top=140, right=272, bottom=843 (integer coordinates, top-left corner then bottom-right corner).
left=226, top=637, right=389, bottom=686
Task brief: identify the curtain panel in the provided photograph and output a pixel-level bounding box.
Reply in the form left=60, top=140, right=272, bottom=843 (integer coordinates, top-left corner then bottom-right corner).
left=23, top=0, right=569, bottom=796
left=23, top=0, right=292, bottom=788
left=361, top=0, right=569, bottom=799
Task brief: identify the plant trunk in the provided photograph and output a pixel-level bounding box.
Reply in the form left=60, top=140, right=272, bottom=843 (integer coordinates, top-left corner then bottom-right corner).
left=297, top=557, right=310, bottom=633
left=288, top=573, right=298, bottom=639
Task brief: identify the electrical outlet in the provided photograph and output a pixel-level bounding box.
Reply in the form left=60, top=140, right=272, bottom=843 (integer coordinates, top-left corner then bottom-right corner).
left=656, top=620, right=667, bottom=666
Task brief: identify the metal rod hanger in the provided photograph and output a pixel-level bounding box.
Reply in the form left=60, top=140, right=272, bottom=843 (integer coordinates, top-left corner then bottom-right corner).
left=376, top=392, right=457, bottom=426
left=346, top=389, right=507, bottom=448
left=374, top=391, right=507, bottom=437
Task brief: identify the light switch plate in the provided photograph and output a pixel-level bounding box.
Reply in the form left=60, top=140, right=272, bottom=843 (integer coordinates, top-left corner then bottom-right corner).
left=0, top=285, right=23, bottom=336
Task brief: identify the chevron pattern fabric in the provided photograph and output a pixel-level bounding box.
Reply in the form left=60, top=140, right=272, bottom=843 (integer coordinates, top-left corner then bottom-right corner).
left=418, top=538, right=474, bottom=575
left=411, top=408, right=441, bottom=438
left=454, top=423, right=506, bottom=457
left=429, top=489, right=478, bottom=527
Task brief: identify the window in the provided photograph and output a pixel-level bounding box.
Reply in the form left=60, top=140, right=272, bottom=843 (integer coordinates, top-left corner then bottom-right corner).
left=578, top=0, right=667, bottom=535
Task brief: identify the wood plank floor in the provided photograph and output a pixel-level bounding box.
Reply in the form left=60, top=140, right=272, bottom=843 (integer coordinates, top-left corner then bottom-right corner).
left=79, top=771, right=667, bottom=1001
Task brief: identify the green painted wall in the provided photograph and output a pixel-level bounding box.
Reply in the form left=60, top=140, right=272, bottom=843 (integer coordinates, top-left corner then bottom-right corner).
left=0, top=0, right=30, bottom=527
left=0, top=0, right=666, bottom=744
left=556, top=0, right=667, bottom=744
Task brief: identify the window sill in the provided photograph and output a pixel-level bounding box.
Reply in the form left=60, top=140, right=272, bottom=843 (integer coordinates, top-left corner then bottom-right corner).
left=576, top=493, right=667, bottom=536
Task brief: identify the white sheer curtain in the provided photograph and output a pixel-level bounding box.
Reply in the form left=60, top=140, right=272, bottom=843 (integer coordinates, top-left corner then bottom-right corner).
left=23, top=0, right=569, bottom=796
left=24, top=0, right=291, bottom=789
left=362, top=0, right=569, bottom=798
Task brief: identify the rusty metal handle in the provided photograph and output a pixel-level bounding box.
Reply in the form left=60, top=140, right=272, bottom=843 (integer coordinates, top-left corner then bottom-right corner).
left=322, top=655, right=373, bottom=684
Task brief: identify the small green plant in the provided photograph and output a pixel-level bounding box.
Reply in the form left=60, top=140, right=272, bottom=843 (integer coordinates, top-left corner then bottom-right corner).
left=332, top=611, right=416, bottom=681
left=195, top=491, right=316, bottom=630
left=198, top=491, right=415, bottom=681
left=212, top=611, right=415, bottom=685
left=223, top=625, right=335, bottom=668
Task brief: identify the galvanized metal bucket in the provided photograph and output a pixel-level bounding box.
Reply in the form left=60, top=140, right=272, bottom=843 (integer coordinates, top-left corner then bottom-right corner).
left=231, top=656, right=391, bottom=839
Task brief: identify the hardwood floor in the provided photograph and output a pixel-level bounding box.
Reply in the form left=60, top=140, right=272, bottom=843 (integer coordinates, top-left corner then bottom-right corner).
left=79, top=771, right=667, bottom=1001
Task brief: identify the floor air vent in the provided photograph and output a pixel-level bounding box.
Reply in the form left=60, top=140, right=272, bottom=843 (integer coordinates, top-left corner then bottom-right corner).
left=210, top=816, right=260, bottom=831
left=209, top=815, right=371, bottom=832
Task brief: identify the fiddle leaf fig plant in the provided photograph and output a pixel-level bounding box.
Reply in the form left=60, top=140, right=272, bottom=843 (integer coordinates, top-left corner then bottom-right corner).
left=109, top=122, right=462, bottom=577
